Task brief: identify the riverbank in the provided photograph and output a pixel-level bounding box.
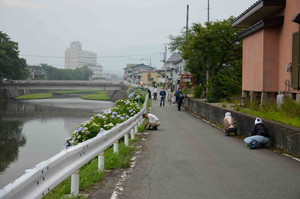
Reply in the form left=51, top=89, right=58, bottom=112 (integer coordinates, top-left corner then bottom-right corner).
left=0, top=97, right=114, bottom=189
left=15, top=90, right=110, bottom=101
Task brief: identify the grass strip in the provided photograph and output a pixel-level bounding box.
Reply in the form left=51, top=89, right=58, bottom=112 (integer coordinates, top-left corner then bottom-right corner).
left=15, top=90, right=108, bottom=100
left=50, top=90, right=96, bottom=94
left=239, top=109, right=300, bottom=128
left=16, top=93, right=52, bottom=100
left=43, top=140, right=137, bottom=199
left=80, top=91, right=110, bottom=101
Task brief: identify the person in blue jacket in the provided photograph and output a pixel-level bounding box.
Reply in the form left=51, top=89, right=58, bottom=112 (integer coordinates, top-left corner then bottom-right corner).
left=159, top=88, right=166, bottom=107
left=177, top=93, right=184, bottom=111
left=174, top=88, right=181, bottom=104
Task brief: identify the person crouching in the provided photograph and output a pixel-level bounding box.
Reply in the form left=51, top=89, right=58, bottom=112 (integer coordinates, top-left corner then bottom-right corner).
left=223, top=112, right=238, bottom=136
left=244, top=117, right=270, bottom=149
left=142, top=113, right=160, bottom=130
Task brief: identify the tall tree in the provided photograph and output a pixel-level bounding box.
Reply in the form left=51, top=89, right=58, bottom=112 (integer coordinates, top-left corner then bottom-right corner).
left=0, top=31, right=28, bottom=80
left=169, top=17, right=242, bottom=101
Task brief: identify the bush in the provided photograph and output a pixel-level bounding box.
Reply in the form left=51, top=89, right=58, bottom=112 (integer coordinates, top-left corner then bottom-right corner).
left=193, top=86, right=202, bottom=98
left=280, top=97, right=300, bottom=118
left=208, top=66, right=242, bottom=102
left=64, top=89, right=146, bottom=147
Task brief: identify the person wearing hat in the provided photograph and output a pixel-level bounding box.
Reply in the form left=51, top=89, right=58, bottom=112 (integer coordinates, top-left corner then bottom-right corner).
left=244, top=117, right=270, bottom=149
left=142, top=113, right=160, bottom=130
left=223, top=112, right=238, bottom=136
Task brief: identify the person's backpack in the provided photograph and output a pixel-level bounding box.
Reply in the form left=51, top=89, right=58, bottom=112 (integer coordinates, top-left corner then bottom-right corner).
left=249, top=140, right=260, bottom=149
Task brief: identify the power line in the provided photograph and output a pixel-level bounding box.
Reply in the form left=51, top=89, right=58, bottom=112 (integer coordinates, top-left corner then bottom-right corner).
left=20, top=52, right=162, bottom=59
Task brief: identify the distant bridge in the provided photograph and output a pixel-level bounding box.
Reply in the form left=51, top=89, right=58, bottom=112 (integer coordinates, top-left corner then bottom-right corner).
left=0, top=80, right=128, bottom=99
left=0, top=80, right=122, bottom=90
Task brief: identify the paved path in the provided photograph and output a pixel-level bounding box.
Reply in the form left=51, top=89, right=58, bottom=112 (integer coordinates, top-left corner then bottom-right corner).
left=116, top=98, right=300, bottom=199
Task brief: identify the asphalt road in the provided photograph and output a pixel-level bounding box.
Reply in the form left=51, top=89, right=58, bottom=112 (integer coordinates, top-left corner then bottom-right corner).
left=116, top=98, right=300, bottom=199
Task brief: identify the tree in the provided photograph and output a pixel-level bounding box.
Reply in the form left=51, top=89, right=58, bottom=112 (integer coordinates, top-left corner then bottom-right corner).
left=0, top=31, right=28, bottom=80
left=31, top=64, right=93, bottom=80
left=74, top=66, right=93, bottom=80
left=169, top=17, right=243, bottom=101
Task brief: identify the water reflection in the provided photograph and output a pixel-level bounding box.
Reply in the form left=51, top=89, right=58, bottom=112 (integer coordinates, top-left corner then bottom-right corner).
left=0, top=121, right=26, bottom=173
left=0, top=98, right=114, bottom=188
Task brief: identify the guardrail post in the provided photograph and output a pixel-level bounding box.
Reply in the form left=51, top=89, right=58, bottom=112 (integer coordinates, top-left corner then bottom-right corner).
left=114, top=141, right=119, bottom=153
left=134, top=124, right=138, bottom=134
left=124, top=133, right=129, bottom=146
left=130, top=129, right=135, bottom=139
left=98, top=152, right=104, bottom=171
left=71, top=170, right=80, bottom=195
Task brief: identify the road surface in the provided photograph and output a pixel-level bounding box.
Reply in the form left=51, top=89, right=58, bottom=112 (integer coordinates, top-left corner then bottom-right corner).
left=90, top=97, right=300, bottom=199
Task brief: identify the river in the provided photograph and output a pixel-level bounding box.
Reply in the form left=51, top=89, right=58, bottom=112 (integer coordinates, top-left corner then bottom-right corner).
left=0, top=97, right=114, bottom=188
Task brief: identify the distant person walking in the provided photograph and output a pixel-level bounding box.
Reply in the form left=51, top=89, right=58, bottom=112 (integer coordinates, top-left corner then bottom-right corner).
left=146, top=88, right=151, bottom=99
left=159, top=88, right=166, bottom=107
left=223, top=112, right=238, bottom=136
left=175, top=88, right=181, bottom=104
left=153, top=87, right=158, bottom=100
left=177, top=93, right=184, bottom=111
left=244, top=117, right=270, bottom=149
left=169, top=89, right=174, bottom=105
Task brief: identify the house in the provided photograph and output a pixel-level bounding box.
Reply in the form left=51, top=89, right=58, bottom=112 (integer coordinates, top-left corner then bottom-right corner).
left=123, top=63, right=154, bottom=84
left=166, top=52, right=191, bottom=90
left=232, top=0, right=300, bottom=103
left=140, top=70, right=159, bottom=85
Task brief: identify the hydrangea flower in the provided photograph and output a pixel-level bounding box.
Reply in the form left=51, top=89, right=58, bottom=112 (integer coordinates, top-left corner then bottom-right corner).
left=63, top=88, right=146, bottom=148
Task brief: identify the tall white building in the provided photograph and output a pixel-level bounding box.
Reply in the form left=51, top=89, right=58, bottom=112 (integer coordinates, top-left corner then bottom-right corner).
left=65, top=41, right=97, bottom=70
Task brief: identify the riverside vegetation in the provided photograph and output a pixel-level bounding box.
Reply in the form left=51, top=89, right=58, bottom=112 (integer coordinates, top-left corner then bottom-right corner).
left=15, top=90, right=110, bottom=101
left=43, top=87, right=149, bottom=198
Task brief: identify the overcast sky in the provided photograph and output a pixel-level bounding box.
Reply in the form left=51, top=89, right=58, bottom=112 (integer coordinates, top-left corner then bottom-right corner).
left=0, top=0, right=256, bottom=75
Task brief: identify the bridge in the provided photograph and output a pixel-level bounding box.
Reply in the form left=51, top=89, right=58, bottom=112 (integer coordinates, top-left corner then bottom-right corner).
left=0, top=80, right=125, bottom=99
left=0, top=80, right=122, bottom=90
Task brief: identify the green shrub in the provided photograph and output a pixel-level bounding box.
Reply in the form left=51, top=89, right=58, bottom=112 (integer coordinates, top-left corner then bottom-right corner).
left=193, top=86, right=202, bottom=98
left=280, top=97, right=300, bottom=118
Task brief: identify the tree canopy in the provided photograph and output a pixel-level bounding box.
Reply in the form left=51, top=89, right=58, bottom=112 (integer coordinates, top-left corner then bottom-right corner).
left=0, top=31, right=28, bottom=80
left=31, top=64, right=93, bottom=80
left=169, top=17, right=243, bottom=102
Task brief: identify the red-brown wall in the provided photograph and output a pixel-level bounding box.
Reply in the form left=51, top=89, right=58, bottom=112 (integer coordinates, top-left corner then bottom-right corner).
left=242, top=0, right=300, bottom=94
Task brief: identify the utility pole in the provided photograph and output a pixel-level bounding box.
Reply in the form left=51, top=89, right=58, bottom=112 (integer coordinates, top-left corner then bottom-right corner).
left=186, top=5, right=189, bottom=40
left=206, top=0, right=210, bottom=97
left=164, top=46, right=167, bottom=85
left=207, top=0, right=210, bottom=23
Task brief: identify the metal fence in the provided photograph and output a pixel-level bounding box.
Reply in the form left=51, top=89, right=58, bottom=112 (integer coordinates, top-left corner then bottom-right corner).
left=0, top=92, right=148, bottom=199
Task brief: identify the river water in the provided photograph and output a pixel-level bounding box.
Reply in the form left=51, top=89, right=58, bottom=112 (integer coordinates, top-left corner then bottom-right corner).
left=0, top=97, right=114, bottom=188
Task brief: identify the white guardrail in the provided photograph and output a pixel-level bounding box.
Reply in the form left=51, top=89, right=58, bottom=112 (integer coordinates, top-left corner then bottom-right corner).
left=0, top=90, right=148, bottom=199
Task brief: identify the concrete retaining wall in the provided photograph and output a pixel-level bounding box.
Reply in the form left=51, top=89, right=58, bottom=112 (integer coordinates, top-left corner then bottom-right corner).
left=183, top=97, right=300, bottom=156
left=0, top=88, right=50, bottom=99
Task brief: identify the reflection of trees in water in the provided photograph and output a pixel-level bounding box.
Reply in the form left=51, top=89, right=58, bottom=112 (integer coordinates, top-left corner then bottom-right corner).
left=0, top=100, right=108, bottom=121
left=0, top=121, right=26, bottom=173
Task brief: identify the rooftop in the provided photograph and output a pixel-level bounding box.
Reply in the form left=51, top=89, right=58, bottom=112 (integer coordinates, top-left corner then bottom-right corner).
left=232, top=0, right=286, bottom=28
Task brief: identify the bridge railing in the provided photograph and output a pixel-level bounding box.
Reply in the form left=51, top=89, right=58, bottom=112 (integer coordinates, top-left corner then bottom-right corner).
left=0, top=90, right=148, bottom=199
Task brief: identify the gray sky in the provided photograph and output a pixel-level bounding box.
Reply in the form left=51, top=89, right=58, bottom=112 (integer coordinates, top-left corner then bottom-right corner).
left=0, top=0, right=256, bottom=75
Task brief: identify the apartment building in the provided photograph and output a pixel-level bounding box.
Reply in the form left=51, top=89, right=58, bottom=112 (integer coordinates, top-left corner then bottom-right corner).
left=65, top=41, right=97, bottom=70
